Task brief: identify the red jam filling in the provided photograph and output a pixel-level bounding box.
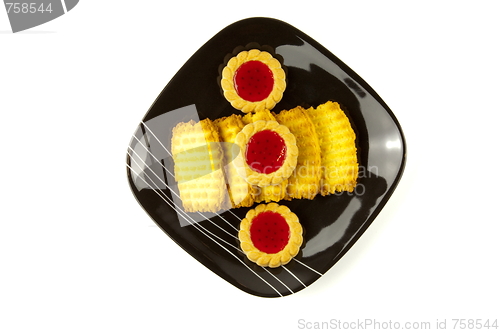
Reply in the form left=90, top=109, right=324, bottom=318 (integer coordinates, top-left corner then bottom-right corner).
left=233, top=60, right=274, bottom=102
left=250, top=211, right=290, bottom=254
left=245, top=130, right=286, bottom=174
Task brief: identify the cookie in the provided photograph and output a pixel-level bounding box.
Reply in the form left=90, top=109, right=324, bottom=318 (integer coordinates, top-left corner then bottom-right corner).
left=171, top=119, right=229, bottom=212
left=307, top=101, right=358, bottom=194
left=275, top=106, right=322, bottom=200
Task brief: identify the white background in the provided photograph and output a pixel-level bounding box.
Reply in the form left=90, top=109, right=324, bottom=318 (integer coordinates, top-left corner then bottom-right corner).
left=1, top=1, right=499, bottom=332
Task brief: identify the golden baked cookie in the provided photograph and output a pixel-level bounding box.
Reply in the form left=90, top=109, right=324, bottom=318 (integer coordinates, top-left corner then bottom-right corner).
left=241, top=109, right=276, bottom=125
left=238, top=203, right=303, bottom=268
left=221, top=49, right=286, bottom=113
left=234, top=120, right=298, bottom=187
left=171, top=119, right=229, bottom=212
left=241, top=110, right=288, bottom=203
left=274, top=106, right=322, bottom=200
left=213, top=114, right=254, bottom=208
left=307, top=101, right=358, bottom=194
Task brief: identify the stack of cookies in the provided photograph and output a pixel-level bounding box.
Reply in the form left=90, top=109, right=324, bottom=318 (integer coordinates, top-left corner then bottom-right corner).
left=171, top=101, right=358, bottom=213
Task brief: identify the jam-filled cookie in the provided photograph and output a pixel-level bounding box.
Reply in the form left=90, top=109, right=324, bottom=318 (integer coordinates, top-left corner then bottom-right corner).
left=234, top=120, right=298, bottom=187
left=238, top=203, right=303, bottom=268
left=221, top=49, right=286, bottom=113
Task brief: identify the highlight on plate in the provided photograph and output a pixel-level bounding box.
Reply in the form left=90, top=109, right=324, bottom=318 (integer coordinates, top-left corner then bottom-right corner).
left=169, top=46, right=359, bottom=267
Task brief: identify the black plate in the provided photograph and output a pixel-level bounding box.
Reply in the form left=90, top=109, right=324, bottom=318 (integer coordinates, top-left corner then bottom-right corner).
left=126, top=17, right=406, bottom=297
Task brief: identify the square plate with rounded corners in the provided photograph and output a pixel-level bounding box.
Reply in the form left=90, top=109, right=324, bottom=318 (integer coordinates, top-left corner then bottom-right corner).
left=126, top=17, right=406, bottom=297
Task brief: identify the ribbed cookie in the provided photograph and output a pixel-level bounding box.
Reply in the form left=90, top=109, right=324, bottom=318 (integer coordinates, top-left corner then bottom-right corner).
left=306, top=101, right=358, bottom=195
left=171, top=119, right=228, bottom=212
left=275, top=106, right=322, bottom=200
left=242, top=109, right=276, bottom=125
left=213, top=114, right=254, bottom=208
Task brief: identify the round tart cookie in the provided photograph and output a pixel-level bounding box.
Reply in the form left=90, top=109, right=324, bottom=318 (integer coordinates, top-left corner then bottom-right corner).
left=234, top=120, right=298, bottom=187
left=221, top=49, right=286, bottom=113
left=238, top=203, right=303, bottom=268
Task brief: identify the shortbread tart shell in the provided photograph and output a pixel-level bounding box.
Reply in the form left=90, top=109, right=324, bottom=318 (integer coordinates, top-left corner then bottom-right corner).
left=221, top=49, right=286, bottom=113
left=238, top=203, right=303, bottom=268
left=234, top=120, right=298, bottom=187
